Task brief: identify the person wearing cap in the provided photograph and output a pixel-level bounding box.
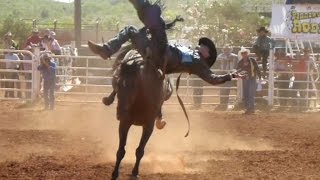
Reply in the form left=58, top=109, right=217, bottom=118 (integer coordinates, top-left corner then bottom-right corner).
left=43, top=31, right=61, bottom=55
left=4, top=46, right=20, bottom=98
left=24, top=28, right=41, bottom=48
left=40, top=29, right=51, bottom=51
left=253, top=27, right=273, bottom=78
left=3, top=32, right=18, bottom=49
left=236, top=47, right=262, bottom=115
left=37, top=52, right=56, bottom=110
left=216, top=44, right=238, bottom=109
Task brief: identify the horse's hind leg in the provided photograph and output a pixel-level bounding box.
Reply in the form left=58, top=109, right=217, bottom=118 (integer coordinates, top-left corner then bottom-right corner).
left=132, top=122, right=155, bottom=177
left=111, top=120, right=131, bottom=180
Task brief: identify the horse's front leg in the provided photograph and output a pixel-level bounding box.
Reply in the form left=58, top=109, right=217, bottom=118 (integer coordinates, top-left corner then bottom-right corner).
left=132, top=121, right=155, bottom=177
left=111, top=120, right=131, bottom=180
left=102, top=90, right=117, bottom=106
left=103, top=75, right=119, bottom=106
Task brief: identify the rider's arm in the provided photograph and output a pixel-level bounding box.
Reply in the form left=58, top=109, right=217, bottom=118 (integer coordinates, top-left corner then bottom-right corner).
left=190, top=61, right=233, bottom=85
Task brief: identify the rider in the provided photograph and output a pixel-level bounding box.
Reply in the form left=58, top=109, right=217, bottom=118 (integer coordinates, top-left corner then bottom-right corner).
left=89, top=28, right=239, bottom=86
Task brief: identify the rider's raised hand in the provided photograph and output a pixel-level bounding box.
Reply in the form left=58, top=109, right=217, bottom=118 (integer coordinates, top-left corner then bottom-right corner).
left=231, top=71, right=248, bottom=79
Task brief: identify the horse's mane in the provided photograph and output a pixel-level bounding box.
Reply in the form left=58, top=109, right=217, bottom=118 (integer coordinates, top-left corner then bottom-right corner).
left=112, top=44, right=133, bottom=70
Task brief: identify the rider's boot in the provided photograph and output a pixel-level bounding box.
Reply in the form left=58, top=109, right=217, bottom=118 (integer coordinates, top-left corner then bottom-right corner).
left=88, top=41, right=113, bottom=59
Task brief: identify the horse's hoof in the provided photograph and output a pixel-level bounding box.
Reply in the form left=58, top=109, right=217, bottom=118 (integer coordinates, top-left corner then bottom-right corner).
left=156, top=119, right=166, bottom=129
left=111, top=171, right=118, bottom=180
left=129, top=175, right=139, bottom=180
left=102, top=96, right=114, bottom=106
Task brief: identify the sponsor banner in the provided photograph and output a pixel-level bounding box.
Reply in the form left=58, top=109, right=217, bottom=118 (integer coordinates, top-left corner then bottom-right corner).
left=271, top=4, right=320, bottom=40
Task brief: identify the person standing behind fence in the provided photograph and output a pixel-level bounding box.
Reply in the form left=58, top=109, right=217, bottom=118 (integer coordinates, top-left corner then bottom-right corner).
left=22, top=46, right=34, bottom=99
left=274, top=50, right=293, bottom=107
left=38, top=53, right=56, bottom=110
left=43, top=31, right=61, bottom=55
left=237, top=47, right=262, bottom=115
left=24, top=28, right=42, bottom=48
left=191, top=74, right=203, bottom=108
left=291, top=48, right=318, bottom=109
left=3, top=32, right=18, bottom=49
left=216, top=44, right=238, bottom=109
left=4, top=47, right=20, bottom=98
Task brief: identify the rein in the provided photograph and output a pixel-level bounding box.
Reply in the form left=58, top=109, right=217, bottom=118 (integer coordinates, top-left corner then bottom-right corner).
left=176, top=73, right=190, bottom=137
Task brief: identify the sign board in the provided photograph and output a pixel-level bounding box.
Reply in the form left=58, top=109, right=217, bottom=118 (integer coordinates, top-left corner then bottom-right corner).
left=271, top=4, right=320, bottom=40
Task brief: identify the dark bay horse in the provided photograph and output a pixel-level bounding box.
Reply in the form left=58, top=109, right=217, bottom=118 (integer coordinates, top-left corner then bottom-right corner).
left=111, top=48, right=167, bottom=179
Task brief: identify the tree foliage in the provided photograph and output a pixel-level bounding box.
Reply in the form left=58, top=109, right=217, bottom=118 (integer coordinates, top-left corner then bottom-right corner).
left=0, top=0, right=273, bottom=47
left=176, top=0, right=271, bottom=47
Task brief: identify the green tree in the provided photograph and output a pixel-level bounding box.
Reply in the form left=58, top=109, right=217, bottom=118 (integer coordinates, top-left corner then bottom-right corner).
left=41, top=9, right=50, bottom=19
left=178, top=0, right=271, bottom=47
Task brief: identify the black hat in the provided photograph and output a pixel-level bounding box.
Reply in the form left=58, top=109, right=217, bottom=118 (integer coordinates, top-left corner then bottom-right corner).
left=256, top=27, right=269, bottom=33
left=198, top=37, right=217, bottom=67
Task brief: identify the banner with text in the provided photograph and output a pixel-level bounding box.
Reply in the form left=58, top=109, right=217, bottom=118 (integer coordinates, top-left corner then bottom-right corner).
left=271, top=4, right=320, bottom=40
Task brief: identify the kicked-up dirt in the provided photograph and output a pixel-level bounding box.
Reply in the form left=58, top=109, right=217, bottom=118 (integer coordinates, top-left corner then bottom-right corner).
left=0, top=101, right=320, bottom=179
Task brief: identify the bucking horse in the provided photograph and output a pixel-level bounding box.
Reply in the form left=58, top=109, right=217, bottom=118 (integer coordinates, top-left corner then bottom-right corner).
left=98, top=1, right=183, bottom=179
left=88, top=1, right=244, bottom=179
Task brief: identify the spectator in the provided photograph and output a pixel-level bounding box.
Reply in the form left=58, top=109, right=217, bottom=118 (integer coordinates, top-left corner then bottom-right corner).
left=236, top=47, right=262, bottom=115
left=24, top=28, right=41, bottom=48
left=253, top=27, right=273, bottom=78
left=274, top=50, right=292, bottom=107
left=43, top=31, right=61, bottom=55
left=38, top=53, right=56, bottom=110
left=291, top=48, right=318, bottom=109
left=22, top=46, right=34, bottom=99
left=216, top=44, right=238, bottom=109
left=4, top=47, right=20, bottom=98
left=41, top=29, right=51, bottom=51
left=3, top=32, right=18, bottom=49
left=191, top=74, right=203, bottom=108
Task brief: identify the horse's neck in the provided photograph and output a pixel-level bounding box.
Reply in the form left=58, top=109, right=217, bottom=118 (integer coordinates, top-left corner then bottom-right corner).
left=149, top=30, right=168, bottom=70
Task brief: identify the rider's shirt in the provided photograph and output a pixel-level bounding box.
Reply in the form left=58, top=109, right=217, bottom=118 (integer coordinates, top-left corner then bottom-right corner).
left=170, top=44, right=200, bottom=65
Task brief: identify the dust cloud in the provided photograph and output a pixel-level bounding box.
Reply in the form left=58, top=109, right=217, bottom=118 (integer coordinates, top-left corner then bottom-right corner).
left=2, top=103, right=274, bottom=173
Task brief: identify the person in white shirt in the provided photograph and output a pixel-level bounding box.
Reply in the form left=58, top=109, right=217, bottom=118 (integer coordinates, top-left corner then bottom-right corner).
left=216, top=45, right=238, bottom=109
left=42, top=31, right=61, bottom=55
left=4, top=47, right=20, bottom=98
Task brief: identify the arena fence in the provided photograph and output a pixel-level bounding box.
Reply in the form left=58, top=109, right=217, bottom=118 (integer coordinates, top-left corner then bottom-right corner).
left=0, top=49, right=38, bottom=102
left=0, top=48, right=319, bottom=110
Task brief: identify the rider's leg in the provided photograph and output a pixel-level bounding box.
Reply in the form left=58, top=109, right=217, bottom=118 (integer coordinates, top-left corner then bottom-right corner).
left=88, top=26, right=148, bottom=59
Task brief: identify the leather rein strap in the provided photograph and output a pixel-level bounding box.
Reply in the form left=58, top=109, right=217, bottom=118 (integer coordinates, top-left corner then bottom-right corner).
left=176, top=73, right=190, bottom=137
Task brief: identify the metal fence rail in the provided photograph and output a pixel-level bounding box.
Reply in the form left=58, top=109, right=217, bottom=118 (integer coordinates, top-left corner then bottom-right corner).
left=0, top=48, right=319, bottom=110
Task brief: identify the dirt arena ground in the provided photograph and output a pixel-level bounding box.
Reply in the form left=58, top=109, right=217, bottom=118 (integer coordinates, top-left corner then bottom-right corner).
left=1, top=101, right=320, bottom=180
